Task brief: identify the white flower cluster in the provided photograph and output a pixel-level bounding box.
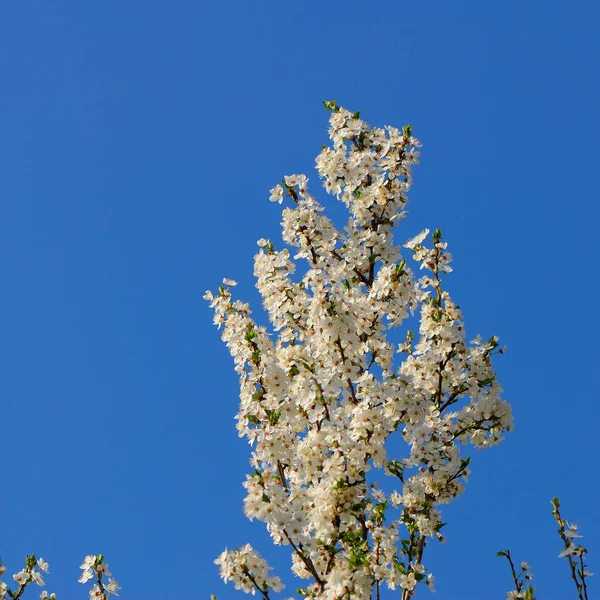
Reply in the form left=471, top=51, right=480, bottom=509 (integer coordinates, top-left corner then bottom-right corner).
left=0, top=554, right=120, bottom=600
left=498, top=550, right=534, bottom=600
left=0, top=555, right=55, bottom=600
left=214, top=545, right=284, bottom=595
left=79, top=554, right=121, bottom=599
left=206, top=102, right=513, bottom=599
left=559, top=523, right=587, bottom=559
left=552, top=497, right=593, bottom=597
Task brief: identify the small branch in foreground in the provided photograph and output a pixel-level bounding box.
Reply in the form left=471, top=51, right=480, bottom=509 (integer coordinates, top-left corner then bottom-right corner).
left=552, top=497, right=592, bottom=600
left=497, top=549, right=535, bottom=600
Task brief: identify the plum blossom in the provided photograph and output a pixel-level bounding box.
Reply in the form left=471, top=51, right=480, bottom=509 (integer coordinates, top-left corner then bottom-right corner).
left=77, top=555, right=121, bottom=598
left=13, top=570, right=30, bottom=585
left=207, top=103, right=513, bottom=599
left=37, top=559, right=49, bottom=575
left=269, top=185, right=284, bottom=204
left=214, top=545, right=284, bottom=595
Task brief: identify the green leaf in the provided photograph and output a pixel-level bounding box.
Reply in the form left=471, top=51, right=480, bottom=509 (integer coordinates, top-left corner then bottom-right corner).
left=323, top=100, right=339, bottom=112
left=264, top=409, right=281, bottom=425
left=393, top=260, right=406, bottom=279
left=487, top=336, right=499, bottom=349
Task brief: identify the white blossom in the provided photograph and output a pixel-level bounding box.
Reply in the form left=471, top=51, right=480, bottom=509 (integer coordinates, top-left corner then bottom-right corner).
left=269, top=185, right=284, bottom=204
left=207, top=105, right=513, bottom=599
left=104, top=578, right=121, bottom=596
left=30, top=570, right=45, bottom=586
left=37, top=559, right=49, bottom=574
left=404, top=228, right=430, bottom=249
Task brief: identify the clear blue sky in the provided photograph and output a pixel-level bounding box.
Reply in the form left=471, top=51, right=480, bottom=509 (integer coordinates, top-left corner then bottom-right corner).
left=0, top=1, right=598, bottom=599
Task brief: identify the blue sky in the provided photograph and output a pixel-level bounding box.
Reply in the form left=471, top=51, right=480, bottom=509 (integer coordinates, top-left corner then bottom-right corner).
left=0, top=1, right=598, bottom=599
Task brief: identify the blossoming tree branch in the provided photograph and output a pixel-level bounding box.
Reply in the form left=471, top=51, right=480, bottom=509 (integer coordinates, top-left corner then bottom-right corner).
left=205, top=102, right=592, bottom=599
left=0, top=554, right=121, bottom=600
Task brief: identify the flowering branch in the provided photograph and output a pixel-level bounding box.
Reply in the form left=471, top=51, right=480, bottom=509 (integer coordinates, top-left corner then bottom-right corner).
left=497, top=549, right=535, bottom=600
left=0, top=554, right=120, bottom=600
left=207, top=102, right=513, bottom=598
left=552, top=497, right=592, bottom=600
left=0, top=554, right=52, bottom=600
left=78, top=554, right=121, bottom=599
left=214, top=546, right=283, bottom=596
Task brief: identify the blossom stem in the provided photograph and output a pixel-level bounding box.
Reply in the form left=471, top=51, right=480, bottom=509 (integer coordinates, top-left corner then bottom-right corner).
left=96, top=571, right=108, bottom=600
left=334, top=337, right=358, bottom=404
left=282, top=531, right=325, bottom=589
left=12, top=584, right=27, bottom=600
left=504, top=550, right=522, bottom=593
left=579, top=553, right=589, bottom=600
left=553, top=503, right=586, bottom=600
left=243, top=568, right=271, bottom=600
left=416, top=535, right=426, bottom=567
left=277, top=460, right=289, bottom=494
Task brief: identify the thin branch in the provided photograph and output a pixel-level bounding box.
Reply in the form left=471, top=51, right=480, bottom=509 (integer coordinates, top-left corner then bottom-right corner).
left=579, top=553, right=589, bottom=600
left=283, top=531, right=325, bottom=590
left=243, top=568, right=271, bottom=600
left=334, top=337, right=359, bottom=404
left=277, top=461, right=289, bottom=494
